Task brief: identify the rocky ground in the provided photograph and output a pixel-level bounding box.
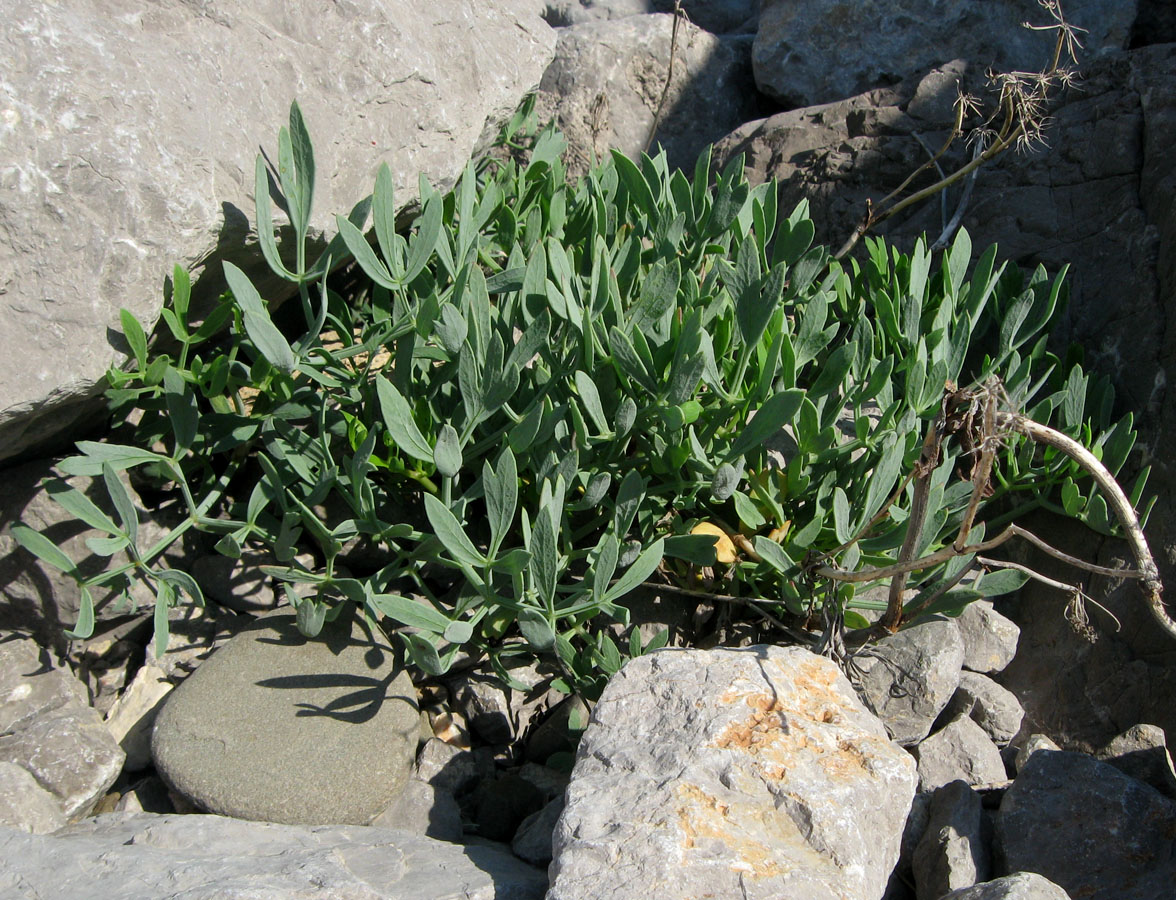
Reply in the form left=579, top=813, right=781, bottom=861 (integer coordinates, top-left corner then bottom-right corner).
left=3, top=1, right=1176, bottom=899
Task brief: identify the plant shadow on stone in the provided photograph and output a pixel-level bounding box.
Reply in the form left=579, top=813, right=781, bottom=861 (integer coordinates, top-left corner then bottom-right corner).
left=12, top=95, right=1166, bottom=701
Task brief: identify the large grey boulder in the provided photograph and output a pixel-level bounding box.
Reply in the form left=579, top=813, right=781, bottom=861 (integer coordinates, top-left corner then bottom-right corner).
left=0, top=0, right=555, bottom=463
left=0, top=812, right=549, bottom=900
left=0, top=636, right=124, bottom=820
left=753, top=0, right=1137, bottom=108
left=914, top=715, right=1008, bottom=791
left=151, top=606, right=418, bottom=825
left=0, top=761, right=67, bottom=835
left=995, top=750, right=1176, bottom=900
left=1096, top=723, right=1176, bottom=799
left=536, top=14, right=759, bottom=176
left=853, top=617, right=966, bottom=746
left=547, top=646, right=917, bottom=900
left=912, top=780, right=990, bottom=900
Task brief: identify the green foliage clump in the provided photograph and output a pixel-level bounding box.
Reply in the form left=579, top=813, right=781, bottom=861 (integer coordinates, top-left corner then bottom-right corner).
left=14, top=102, right=1151, bottom=698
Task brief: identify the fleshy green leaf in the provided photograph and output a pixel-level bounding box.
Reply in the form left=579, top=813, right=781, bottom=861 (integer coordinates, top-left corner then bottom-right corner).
left=603, top=538, right=664, bottom=605
left=376, top=375, right=435, bottom=463
left=12, top=525, right=78, bottom=575
left=433, top=424, right=462, bottom=479
left=223, top=261, right=296, bottom=374
left=424, top=494, right=485, bottom=567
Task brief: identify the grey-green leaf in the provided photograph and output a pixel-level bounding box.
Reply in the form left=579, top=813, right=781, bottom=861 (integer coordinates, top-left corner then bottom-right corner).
left=223, top=261, right=296, bottom=373
left=424, top=494, right=484, bottom=567
left=376, top=375, right=435, bottom=463
left=433, top=424, right=462, bottom=479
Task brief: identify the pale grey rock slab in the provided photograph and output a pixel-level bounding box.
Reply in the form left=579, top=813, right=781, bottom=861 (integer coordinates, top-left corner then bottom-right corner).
left=536, top=14, right=759, bottom=177
left=912, top=780, right=989, bottom=900
left=547, top=646, right=917, bottom=900
left=995, top=750, right=1176, bottom=900
left=0, top=0, right=556, bottom=463
left=0, top=636, right=124, bottom=819
left=540, top=0, right=649, bottom=25
left=0, top=761, right=67, bottom=835
left=151, top=607, right=418, bottom=825
left=854, top=617, right=966, bottom=746
left=371, top=778, right=464, bottom=843
left=941, top=872, right=1072, bottom=900
left=1095, top=723, right=1176, bottom=799
left=0, top=812, right=548, bottom=900
left=753, top=0, right=1136, bottom=108
left=955, top=601, right=1021, bottom=675
left=947, top=671, right=1025, bottom=747
left=513, top=795, right=564, bottom=865
left=914, top=716, right=1008, bottom=792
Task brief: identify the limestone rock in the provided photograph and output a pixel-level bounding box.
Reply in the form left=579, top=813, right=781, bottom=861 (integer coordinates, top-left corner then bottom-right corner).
left=995, top=750, right=1176, bottom=900
left=0, top=636, right=124, bottom=819
left=955, top=601, right=1021, bottom=675
left=151, top=606, right=418, bottom=825
left=548, top=646, right=917, bottom=900
left=447, top=666, right=549, bottom=746
left=854, top=617, right=966, bottom=746
left=914, top=715, right=1008, bottom=792
left=947, top=671, right=1025, bottom=747
left=0, top=0, right=556, bottom=462
left=372, top=778, right=464, bottom=843
left=1095, top=723, right=1176, bottom=799
left=1011, top=733, right=1061, bottom=776
left=0, top=812, right=549, bottom=900
left=542, top=0, right=758, bottom=33
left=753, top=0, right=1136, bottom=108
left=536, top=14, right=759, bottom=177
left=941, top=873, right=1072, bottom=900
left=912, top=780, right=990, bottom=900
left=0, top=761, right=67, bottom=834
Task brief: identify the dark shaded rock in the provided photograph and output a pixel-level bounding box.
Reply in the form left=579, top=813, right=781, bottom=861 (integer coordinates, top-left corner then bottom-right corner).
left=372, top=778, right=464, bottom=843
left=512, top=795, right=564, bottom=865
left=1096, top=723, right=1176, bottom=799
left=151, top=606, right=418, bottom=825
left=913, top=780, right=990, bottom=900
left=474, top=772, right=546, bottom=842
left=995, top=750, right=1176, bottom=900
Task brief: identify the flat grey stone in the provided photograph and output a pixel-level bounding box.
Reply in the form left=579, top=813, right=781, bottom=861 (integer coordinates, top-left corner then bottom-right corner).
left=152, top=607, right=418, bottom=825
left=955, top=601, right=1021, bottom=675
left=996, top=750, right=1176, bottom=900
left=914, top=716, right=1008, bottom=792
left=1096, top=723, right=1176, bottom=799
left=548, top=646, right=916, bottom=900
left=0, top=636, right=124, bottom=819
left=912, top=780, right=989, bottom=900
left=854, top=617, right=966, bottom=746
left=0, top=761, right=66, bottom=834
left=0, top=0, right=555, bottom=463
left=0, top=812, right=548, bottom=899
left=941, top=872, right=1072, bottom=899
left=947, top=671, right=1025, bottom=747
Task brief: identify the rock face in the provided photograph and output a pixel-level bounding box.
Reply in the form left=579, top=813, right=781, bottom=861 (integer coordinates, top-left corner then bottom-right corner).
left=995, top=750, right=1176, bottom=900
left=0, top=636, right=124, bottom=820
left=536, top=14, right=759, bottom=176
left=753, top=0, right=1137, bottom=108
left=0, top=0, right=555, bottom=463
left=914, top=715, right=1008, bottom=791
left=151, top=606, right=419, bottom=825
left=0, top=812, right=549, bottom=900
left=0, top=761, right=67, bottom=834
left=912, top=780, right=990, bottom=900
left=548, top=646, right=917, bottom=900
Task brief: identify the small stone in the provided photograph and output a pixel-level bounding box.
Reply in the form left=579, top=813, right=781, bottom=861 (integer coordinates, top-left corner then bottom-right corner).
left=114, top=776, right=175, bottom=815
left=516, top=761, right=569, bottom=801
left=912, top=780, right=990, bottom=900
left=955, top=601, right=1020, bottom=674
left=416, top=738, right=496, bottom=798
left=103, top=664, right=173, bottom=771
left=914, top=715, right=1008, bottom=791
left=940, top=872, right=1072, bottom=899
left=1011, top=734, right=1061, bottom=775
left=1095, top=723, right=1176, bottom=799
left=372, top=778, right=464, bottom=843
left=946, top=671, right=1025, bottom=746
left=0, top=761, right=67, bottom=834
left=854, top=617, right=966, bottom=746
left=512, top=795, right=565, bottom=865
